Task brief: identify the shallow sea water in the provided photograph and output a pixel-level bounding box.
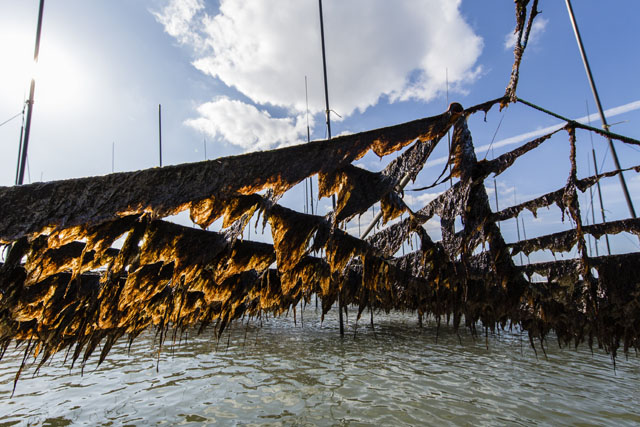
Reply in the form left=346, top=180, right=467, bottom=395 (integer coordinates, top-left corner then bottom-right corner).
left=0, top=307, right=639, bottom=426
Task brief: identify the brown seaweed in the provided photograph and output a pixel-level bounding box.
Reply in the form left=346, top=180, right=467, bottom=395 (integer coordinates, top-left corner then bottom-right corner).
left=504, top=0, right=540, bottom=106
left=0, top=107, right=462, bottom=244
left=1, top=13, right=640, bottom=380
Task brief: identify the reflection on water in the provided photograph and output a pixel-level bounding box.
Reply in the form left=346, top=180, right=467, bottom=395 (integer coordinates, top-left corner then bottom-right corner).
left=1, top=307, right=639, bottom=426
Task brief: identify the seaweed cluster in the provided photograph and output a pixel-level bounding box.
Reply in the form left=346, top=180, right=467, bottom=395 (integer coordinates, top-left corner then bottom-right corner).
left=0, top=1, right=638, bottom=386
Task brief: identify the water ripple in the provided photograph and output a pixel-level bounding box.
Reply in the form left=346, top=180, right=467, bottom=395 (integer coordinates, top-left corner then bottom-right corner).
left=0, top=308, right=639, bottom=426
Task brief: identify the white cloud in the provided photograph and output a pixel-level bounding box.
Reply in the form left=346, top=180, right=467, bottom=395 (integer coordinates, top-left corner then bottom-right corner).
left=337, top=130, right=353, bottom=137
left=155, top=0, right=483, bottom=151
left=185, top=97, right=307, bottom=151
left=153, top=0, right=205, bottom=47
left=504, top=16, right=549, bottom=50
left=403, top=191, right=442, bottom=209
left=424, top=217, right=442, bottom=235
left=194, top=0, right=482, bottom=116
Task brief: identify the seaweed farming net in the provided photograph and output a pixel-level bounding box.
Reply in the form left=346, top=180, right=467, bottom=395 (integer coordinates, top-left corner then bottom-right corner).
left=0, top=0, right=638, bottom=386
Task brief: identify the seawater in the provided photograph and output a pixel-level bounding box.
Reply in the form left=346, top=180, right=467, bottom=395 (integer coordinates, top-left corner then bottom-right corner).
left=1, top=307, right=639, bottom=426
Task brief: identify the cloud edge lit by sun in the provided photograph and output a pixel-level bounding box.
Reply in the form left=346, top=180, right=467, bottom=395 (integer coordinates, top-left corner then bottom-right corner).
left=154, top=0, right=484, bottom=152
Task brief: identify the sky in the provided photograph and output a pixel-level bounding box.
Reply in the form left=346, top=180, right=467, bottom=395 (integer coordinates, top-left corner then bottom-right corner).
left=0, top=0, right=639, bottom=261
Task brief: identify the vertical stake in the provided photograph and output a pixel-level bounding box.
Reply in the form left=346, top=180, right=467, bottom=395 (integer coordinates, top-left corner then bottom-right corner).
left=158, top=104, right=163, bottom=167
left=565, top=0, right=636, bottom=219
left=16, top=0, right=46, bottom=186
left=592, top=149, right=611, bottom=255
left=585, top=105, right=599, bottom=257
left=446, top=68, right=453, bottom=189
left=586, top=153, right=595, bottom=257
left=305, top=76, right=314, bottom=216
left=514, top=190, right=523, bottom=265
left=521, top=216, right=530, bottom=264
left=493, top=179, right=500, bottom=230
left=15, top=105, right=26, bottom=185
left=586, top=103, right=611, bottom=255
left=318, top=0, right=342, bottom=336
left=318, top=0, right=332, bottom=143
left=588, top=167, right=598, bottom=256
left=304, top=172, right=308, bottom=214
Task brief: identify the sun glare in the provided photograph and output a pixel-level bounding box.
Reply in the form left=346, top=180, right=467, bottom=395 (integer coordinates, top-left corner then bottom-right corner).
left=1, top=28, right=89, bottom=114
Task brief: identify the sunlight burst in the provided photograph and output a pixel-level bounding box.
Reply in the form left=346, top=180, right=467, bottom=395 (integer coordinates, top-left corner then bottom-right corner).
left=1, top=28, right=88, bottom=113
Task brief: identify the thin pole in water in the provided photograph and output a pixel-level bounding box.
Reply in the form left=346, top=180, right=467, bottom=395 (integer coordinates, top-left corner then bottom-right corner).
left=585, top=102, right=611, bottom=255
left=446, top=68, right=453, bottom=189
left=15, top=104, right=26, bottom=185
left=305, top=76, right=314, bottom=216
left=493, top=179, right=500, bottom=230
left=491, top=140, right=501, bottom=231
left=317, top=0, right=342, bottom=336
left=565, top=0, right=636, bottom=219
left=586, top=153, right=595, bottom=256
left=158, top=104, right=163, bottom=167
left=592, top=149, right=611, bottom=255
left=304, top=176, right=308, bottom=214
left=585, top=103, right=598, bottom=257
left=16, top=0, right=45, bottom=186
left=514, top=190, right=523, bottom=266
left=521, top=216, right=530, bottom=264
left=317, top=0, right=334, bottom=213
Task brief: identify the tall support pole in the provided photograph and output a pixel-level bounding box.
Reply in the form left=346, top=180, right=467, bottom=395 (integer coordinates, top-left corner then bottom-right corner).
left=514, top=191, right=523, bottom=266
left=158, top=104, right=163, bottom=167
left=446, top=68, right=453, bottom=189
left=565, top=0, right=636, bottom=219
left=305, top=76, right=314, bottom=216
left=521, top=217, right=530, bottom=264
left=318, top=0, right=342, bottom=336
left=16, top=0, right=45, bottom=186
left=318, top=0, right=332, bottom=142
left=15, top=106, right=26, bottom=185
left=586, top=102, right=609, bottom=255
left=493, top=179, right=500, bottom=230
left=592, top=149, right=612, bottom=255
left=587, top=153, right=598, bottom=256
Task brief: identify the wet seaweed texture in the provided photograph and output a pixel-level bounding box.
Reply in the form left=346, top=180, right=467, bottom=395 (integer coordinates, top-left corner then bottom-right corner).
left=504, top=0, right=540, bottom=106
left=1, top=2, right=639, bottom=387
